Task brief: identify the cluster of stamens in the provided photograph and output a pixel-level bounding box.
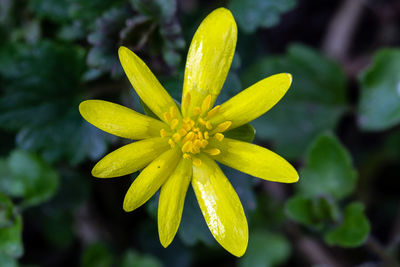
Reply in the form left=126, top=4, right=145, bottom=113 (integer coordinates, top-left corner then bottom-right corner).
left=160, top=93, right=231, bottom=166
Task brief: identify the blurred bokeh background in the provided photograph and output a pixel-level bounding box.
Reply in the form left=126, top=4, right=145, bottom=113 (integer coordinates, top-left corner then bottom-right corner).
left=1, top=0, right=400, bottom=266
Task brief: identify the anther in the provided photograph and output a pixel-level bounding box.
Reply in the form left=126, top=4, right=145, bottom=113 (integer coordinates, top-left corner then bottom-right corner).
left=204, top=131, right=209, bottom=139
left=183, top=153, right=191, bottom=160
left=214, top=133, right=224, bottom=141
left=170, top=119, right=179, bottom=130
left=198, top=117, right=206, bottom=125
left=172, top=133, right=181, bottom=142
left=163, top=112, right=171, bottom=123
left=204, top=148, right=221, bottom=156
left=182, top=132, right=194, bottom=143
left=205, top=121, right=212, bottom=130
left=214, top=121, right=232, bottom=133
left=168, top=139, right=175, bottom=148
left=182, top=141, right=193, bottom=153
left=206, top=105, right=221, bottom=119
left=201, top=94, right=212, bottom=112
left=178, top=128, right=187, bottom=136
left=192, top=157, right=202, bottom=167
left=193, top=107, right=201, bottom=115
left=160, top=129, right=169, bottom=137
left=201, top=139, right=208, bottom=147
left=169, top=106, right=176, bottom=118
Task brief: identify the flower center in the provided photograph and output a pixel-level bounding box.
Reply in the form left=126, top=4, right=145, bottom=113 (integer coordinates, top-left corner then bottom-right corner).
left=159, top=94, right=231, bottom=166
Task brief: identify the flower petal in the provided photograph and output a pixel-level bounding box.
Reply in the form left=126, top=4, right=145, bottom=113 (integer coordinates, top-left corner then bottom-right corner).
left=79, top=100, right=166, bottom=139
left=209, top=73, right=293, bottom=129
left=182, top=8, right=237, bottom=117
left=192, top=154, right=248, bottom=257
left=92, top=137, right=169, bottom=178
left=118, top=46, right=180, bottom=122
left=123, top=149, right=181, bottom=212
left=158, top=158, right=192, bottom=247
left=209, top=138, right=298, bottom=183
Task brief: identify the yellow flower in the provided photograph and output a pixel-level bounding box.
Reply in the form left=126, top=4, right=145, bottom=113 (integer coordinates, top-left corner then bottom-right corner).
left=79, top=8, right=298, bottom=257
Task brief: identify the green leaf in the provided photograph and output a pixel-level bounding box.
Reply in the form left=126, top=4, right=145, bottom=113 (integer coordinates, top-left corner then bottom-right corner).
left=243, top=44, right=347, bottom=159
left=81, top=243, right=113, bottom=267
left=229, top=0, right=297, bottom=33
left=0, top=194, right=23, bottom=258
left=324, top=202, right=370, bottom=247
left=120, top=250, right=162, bottom=267
left=0, top=41, right=112, bottom=164
left=0, top=253, right=18, bottom=267
left=225, top=124, right=256, bottom=143
left=0, top=150, right=59, bottom=207
left=297, top=133, right=357, bottom=200
left=285, top=195, right=339, bottom=227
left=239, top=230, right=291, bottom=267
left=358, top=49, right=400, bottom=131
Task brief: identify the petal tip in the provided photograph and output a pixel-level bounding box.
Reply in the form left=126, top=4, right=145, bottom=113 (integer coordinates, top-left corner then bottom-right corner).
left=286, top=73, right=293, bottom=84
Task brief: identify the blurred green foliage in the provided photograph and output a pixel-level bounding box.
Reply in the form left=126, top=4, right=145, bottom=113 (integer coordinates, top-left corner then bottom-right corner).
left=1, top=0, right=399, bottom=266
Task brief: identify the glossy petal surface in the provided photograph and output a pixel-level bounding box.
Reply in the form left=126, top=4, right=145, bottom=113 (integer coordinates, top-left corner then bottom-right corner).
left=158, top=158, right=192, bottom=247
left=209, top=73, right=292, bottom=129
left=79, top=100, right=166, bottom=140
left=119, top=46, right=180, bottom=122
left=182, top=8, right=237, bottom=116
left=192, top=154, right=248, bottom=257
left=210, top=138, right=298, bottom=183
left=123, top=149, right=181, bottom=212
left=92, top=138, right=169, bottom=178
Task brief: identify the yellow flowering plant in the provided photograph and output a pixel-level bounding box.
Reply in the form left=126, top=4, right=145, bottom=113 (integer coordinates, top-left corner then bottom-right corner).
left=79, top=8, right=298, bottom=256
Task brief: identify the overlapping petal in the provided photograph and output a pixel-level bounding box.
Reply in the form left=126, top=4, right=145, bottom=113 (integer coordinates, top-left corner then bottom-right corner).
left=79, top=100, right=166, bottom=140
left=209, top=138, right=298, bottom=183
left=118, top=47, right=180, bottom=122
left=158, top=158, right=192, bottom=247
left=182, top=8, right=237, bottom=117
left=92, top=137, right=169, bottom=178
left=209, top=73, right=292, bottom=130
left=123, top=149, right=181, bottom=212
left=192, top=154, right=248, bottom=257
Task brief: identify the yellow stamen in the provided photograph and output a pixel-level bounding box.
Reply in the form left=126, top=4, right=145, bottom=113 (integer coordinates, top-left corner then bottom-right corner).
left=160, top=129, right=169, bottom=137
left=205, top=121, right=213, bottom=130
left=192, top=157, right=202, bottom=167
left=178, top=128, right=187, bottom=136
left=198, top=117, right=206, bottom=125
left=201, top=94, right=212, bottom=112
left=183, top=117, right=191, bottom=123
left=168, top=139, right=175, bottom=148
left=169, top=106, right=176, bottom=118
left=214, top=133, right=224, bottom=141
left=198, top=131, right=203, bottom=140
left=170, top=119, right=179, bottom=130
left=182, top=132, right=195, bottom=143
left=182, top=141, right=193, bottom=153
left=163, top=112, right=171, bottom=123
left=204, top=148, right=221, bottom=156
left=172, top=133, right=181, bottom=142
left=206, top=105, right=221, bottom=119
left=201, top=139, right=208, bottom=147
left=193, top=107, right=201, bottom=115
left=193, top=127, right=200, bottom=132
left=183, top=92, right=191, bottom=111
left=183, top=153, right=191, bottom=160
left=214, top=121, right=232, bottom=133
left=204, top=131, right=209, bottom=139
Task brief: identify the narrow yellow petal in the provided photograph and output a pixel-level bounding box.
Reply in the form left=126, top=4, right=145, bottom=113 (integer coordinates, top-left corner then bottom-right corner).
left=118, top=46, right=180, bottom=122
left=92, top=138, right=169, bottom=178
left=209, top=138, right=298, bottom=183
left=209, top=73, right=293, bottom=129
left=182, top=8, right=237, bottom=117
left=192, top=154, right=248, bottom=257
left=158, top=158, right=192, bottom=247
left=79, top=100, right=166, bottom=139
left=123, top=149, right=181, bottom=212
